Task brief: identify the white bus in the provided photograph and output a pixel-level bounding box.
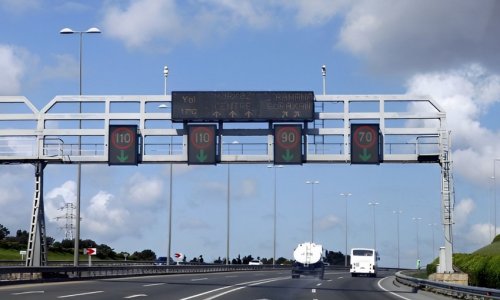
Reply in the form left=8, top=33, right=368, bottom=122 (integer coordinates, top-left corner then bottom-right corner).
left=350, top=248, right=379, bottom=277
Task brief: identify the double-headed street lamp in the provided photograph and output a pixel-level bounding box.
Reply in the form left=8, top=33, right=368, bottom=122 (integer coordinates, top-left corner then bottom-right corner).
left=340, top=192, right=352, bottom=267
left=268, top=165, right=283, bottom=267
left=60, top=27, right=101, bottom=267
left=306, top=181, right=320, bottom=243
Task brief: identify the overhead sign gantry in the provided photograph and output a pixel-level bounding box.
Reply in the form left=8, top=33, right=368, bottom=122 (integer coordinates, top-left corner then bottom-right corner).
left=0, top=93, right=454, bottom=274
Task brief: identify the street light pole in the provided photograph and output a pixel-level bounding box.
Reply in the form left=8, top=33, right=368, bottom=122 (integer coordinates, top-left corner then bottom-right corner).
left=226, top=163, right=231, bottom=265
left=493, top=159, right=500, bottom=238
left=428, top=223, right=437, bottom=260
left=340, top=193, right=352, bottom=267
left=268, top=165, right=283, bottom=267
left=393, top=210, right=402, bottom=269
left=163, top=66, right=173, bottom=266
left=321, top=65, right=326, bottom=95
left=413, top=217, right=423, bottom=266
left=368, top=202, right=380, bottom=250
left=60, top=27, right=100, bottom=267
left=306, top=181, right=319, bottom=243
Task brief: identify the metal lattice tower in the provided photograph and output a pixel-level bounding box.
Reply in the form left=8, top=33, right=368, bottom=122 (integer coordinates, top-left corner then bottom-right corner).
left=54, top=202, right=76, bottom=240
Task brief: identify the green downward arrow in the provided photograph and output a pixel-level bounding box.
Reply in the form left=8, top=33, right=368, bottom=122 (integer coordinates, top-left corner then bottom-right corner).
left=282, top=149, right=294, bottom=162
left=197, top=149, right=208, bottom=162
left=359, top=148, right=372, bottom=161
left=117, top=150, right=129, bottom=162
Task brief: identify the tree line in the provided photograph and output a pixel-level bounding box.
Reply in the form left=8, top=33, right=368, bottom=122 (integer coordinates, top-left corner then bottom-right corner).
left=1, top=224, right=347, bottom=264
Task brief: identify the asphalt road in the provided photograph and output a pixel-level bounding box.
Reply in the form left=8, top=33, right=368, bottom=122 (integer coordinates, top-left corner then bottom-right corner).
left=0, top=269, right=453, bottom=300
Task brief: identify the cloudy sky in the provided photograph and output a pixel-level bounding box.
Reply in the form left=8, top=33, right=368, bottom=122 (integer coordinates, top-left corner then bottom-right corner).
left=1, top=0, right=500, bottom=268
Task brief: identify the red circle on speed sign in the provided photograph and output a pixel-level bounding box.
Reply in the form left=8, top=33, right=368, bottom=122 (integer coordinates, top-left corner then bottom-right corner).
left=276, top=126, right=301, bottom=149
left=190, top=127, right=214, bottom=149
left=111, top=127, right=135, bottom=150
left=353, top=125, right=377, bottom=148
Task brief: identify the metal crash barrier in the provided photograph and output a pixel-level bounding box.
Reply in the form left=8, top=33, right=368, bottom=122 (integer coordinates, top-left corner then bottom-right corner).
left=396, top=271, right=500, bottom=299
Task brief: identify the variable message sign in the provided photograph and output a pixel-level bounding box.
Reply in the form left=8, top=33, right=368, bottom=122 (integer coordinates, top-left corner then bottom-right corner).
left=108, top=125, right=139, bottom=165
left=188, top=125, right=217, bottom=165
left=350, top=124, right=381, bottom=164
left=274, top=124, right=303, bottom=165
left=172, top=91, right=314, bottom=122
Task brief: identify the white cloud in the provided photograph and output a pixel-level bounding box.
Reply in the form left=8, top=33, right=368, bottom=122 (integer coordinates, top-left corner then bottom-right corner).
left=84, top=191, right=130, bottom=238
left=279, top=0, right=347, bottom=27
left=100, top=0, right=346, bottom=50
left=235, top=179, right=258, bottom=200
left=461, top=223, right=496, bottom=251
left=454, top=198, right=475, bottom=228
left=179, top=218, right=210, bottom=230
left=337, top=0, right=500, bottom=74
left=125, top=173, right=164, bottom=205
left=41, top=54, right=78, bottom=81
left=0, top=45, right=27, bottom=95
left=0, top=0, right=40, bottom=13
left=406, top=64, right=500, bottom=185
left=317, top=214, right=341, bottom=231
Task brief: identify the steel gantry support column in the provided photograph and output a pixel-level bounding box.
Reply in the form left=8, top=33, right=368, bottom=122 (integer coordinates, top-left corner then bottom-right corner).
left=440, top=130, right=454, bottom=273
left=26, top=161, right=48, bottom=266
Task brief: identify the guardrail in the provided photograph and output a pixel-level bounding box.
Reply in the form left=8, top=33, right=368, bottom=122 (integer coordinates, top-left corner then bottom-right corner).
left=0, top=264, right=291, bottom=284
left=395, top=271, right=500, bottom=300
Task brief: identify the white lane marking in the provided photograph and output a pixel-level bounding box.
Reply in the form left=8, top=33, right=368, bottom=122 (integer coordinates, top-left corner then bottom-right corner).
left=225, top=275, right=237, bottom=278
left=316, top=283, right=322, bottom=286
left=377, top=276, right=412, bottom=300
left=191, top=278, right=208, bottom=281
left=338, top=276, right=344, bottom=279
left=11, top=291, right=45, bottom=295
left=57, top=291, right=104, bottom=298
left=179, top=277, right=287, bottom=300
left=142, top=283, right=165, bottom=287
left=124, top=294, right=147, bottom=299
left=203, top=278, right=285, bottom=300
left=312, top=288, right=317, bottom=293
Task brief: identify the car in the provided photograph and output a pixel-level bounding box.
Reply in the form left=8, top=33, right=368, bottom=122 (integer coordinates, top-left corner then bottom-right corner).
left=154, top=256, right=173, bottom=266
left=248, top=260, right=263, bottom=265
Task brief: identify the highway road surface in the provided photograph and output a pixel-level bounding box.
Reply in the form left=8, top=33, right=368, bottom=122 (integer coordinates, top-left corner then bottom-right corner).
left=0, top=269, right=453, bottom=300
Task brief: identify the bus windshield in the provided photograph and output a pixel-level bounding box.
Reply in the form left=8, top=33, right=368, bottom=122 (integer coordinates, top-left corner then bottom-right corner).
left=352, top=249, right=373, bottom=256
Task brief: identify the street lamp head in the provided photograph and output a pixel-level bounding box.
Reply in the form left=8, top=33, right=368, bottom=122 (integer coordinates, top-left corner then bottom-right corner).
left=306, top=180, right=319, bottom=184
left=60, top=27, right=101, bottom=34
left=86, top=27, right=101, bottom=34
left=60, top=27, right=75, bottom=34
left=340, top=193, right=352, bottom=197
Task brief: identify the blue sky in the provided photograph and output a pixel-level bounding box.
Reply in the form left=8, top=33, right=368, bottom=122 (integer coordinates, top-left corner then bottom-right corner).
left=1, top=0, right=500, bottom=268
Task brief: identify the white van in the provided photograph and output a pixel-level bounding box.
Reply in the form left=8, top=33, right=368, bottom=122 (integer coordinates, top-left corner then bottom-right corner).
left=350, top=248, right=379, bottom=277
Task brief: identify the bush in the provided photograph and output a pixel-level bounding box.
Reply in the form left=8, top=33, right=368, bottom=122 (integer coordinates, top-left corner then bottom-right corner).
left=453, top=253, right=500, bottom=289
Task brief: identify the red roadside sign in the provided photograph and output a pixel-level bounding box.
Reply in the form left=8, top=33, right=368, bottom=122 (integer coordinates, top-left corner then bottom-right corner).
left=84, top=248, right=97, bottom=255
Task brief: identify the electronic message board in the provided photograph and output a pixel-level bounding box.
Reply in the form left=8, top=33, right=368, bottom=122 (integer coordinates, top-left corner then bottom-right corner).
left=172, top=91, right=314, bottom=122
left=108, top=125, right=139, bottom=165
left=274, top=124, right=303, bottom=165
left=188, top=125, right=217, bottom=165
left=350, top=124, right=381, bottom=164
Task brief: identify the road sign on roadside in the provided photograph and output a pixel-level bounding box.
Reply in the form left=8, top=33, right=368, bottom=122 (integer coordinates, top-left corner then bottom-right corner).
left=350, top=124, right=381, bottom=164
left=84, top=248, right=96, bottom=255
left=108, top=125, right=139, bottom=165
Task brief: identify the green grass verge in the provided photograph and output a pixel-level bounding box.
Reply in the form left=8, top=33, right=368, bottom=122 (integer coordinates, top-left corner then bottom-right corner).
left=0, top=248, right=88, bottom=261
